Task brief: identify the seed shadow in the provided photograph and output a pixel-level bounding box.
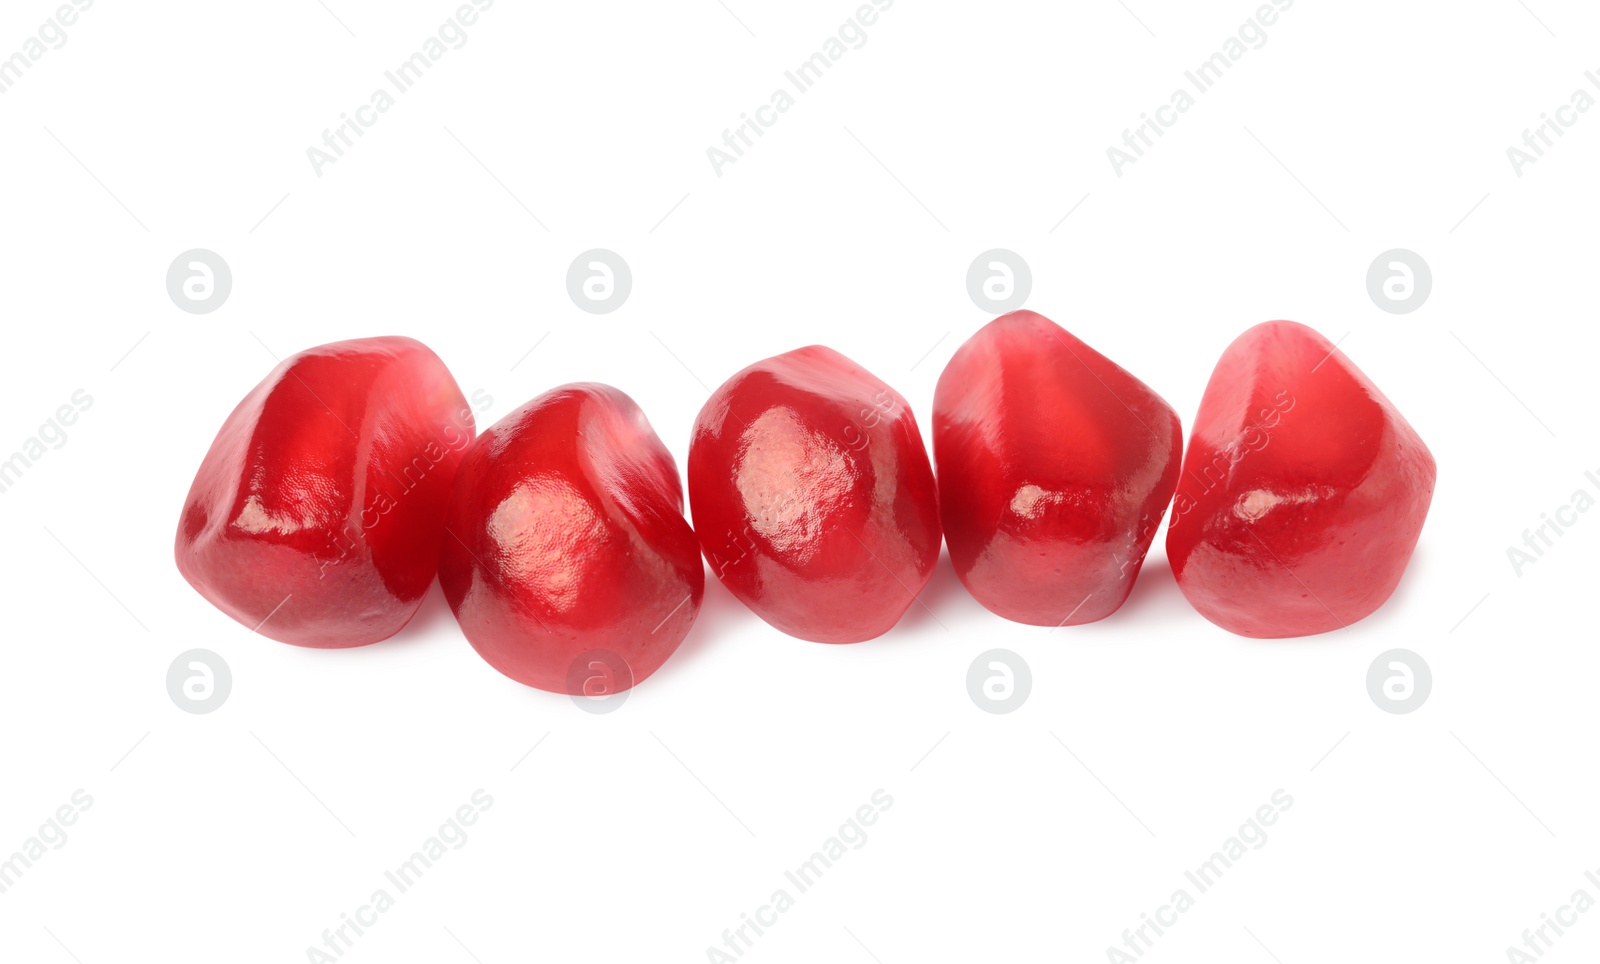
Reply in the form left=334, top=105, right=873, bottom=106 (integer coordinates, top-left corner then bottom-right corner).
left=1329, top=540, right=1433, bottom=638
left=386, top=578, right=457, bottom=648
left=1372, top=541, right=1430, bottom=621
left=644, top=566, right=747, bottom=686
left=890, top=547, right=977, bottom=638
left=1101, top=551, right=1194, bottom=631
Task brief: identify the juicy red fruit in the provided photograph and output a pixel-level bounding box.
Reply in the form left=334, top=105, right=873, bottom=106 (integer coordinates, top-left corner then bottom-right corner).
left=439, top=384, right=703, bottom=693
left=1166, top=321, right=1436, bottom=637
left=176, top=336, right=475, bottom=647
left=934, top=311, right=1182, bottom=626
left=688, top=346, right=941, bottom=643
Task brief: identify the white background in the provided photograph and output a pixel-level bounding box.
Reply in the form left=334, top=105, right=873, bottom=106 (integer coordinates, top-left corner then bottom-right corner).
left=1, top=1, right=1596, bottom=961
